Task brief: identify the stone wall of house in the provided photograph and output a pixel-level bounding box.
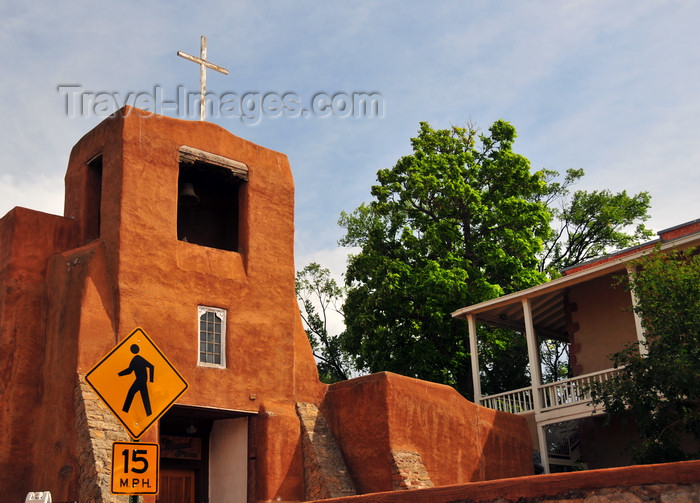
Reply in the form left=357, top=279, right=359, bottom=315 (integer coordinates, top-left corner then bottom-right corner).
left=75, top=373, right=130, bottom=503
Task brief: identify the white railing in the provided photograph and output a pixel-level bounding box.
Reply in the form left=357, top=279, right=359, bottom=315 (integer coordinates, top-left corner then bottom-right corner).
left=481, top=386, right=535, bottom=414
left=480, top=367, right=623, bottom=415
left=540, top=367, right=621, bottom=411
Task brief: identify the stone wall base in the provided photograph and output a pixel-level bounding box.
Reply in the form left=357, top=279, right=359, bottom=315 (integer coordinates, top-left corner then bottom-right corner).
left=297, top=402, right=356, bottom=500
left=75, top=373, right=130, bottom=503
left=391, top=450, right=434, bottom=490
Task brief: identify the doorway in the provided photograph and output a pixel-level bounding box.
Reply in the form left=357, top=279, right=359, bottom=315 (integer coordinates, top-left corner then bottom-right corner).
left=158, top=405, right=252, bottom=503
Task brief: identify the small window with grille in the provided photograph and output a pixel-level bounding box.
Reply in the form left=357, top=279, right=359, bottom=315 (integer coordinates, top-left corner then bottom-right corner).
left=198, top=306, right=226, bottom=368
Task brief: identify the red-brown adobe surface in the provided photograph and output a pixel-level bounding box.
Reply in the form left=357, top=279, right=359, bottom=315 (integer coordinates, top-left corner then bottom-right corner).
left=309, top=459, right=700, bottom=503
left=322, top=373, right=533, bottom=494
left=0, top=207, right=80, bottom=497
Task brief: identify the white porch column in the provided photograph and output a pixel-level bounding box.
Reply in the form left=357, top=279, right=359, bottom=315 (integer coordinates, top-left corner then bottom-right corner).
left=537, top=424, right=551, bottom=474
left=626, top=264, right=648, bottom=356
left=467, top=314, right=482, bottom=405
left=523, top=298, right=548, bottom=473
left=522, top=298, right=543, bottom=412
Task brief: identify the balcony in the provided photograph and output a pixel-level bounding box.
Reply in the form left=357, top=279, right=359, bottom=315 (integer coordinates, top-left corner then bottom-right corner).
left=481, top=385, right=535, bottom=414
left=480, top=367, right=622, bottom=417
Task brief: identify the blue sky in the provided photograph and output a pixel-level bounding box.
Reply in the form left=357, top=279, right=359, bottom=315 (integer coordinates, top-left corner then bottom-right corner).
left=1, top=1, right=698, bottom=281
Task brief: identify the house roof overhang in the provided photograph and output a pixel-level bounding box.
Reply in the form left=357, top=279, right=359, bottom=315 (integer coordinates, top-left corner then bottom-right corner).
left=451, top=226, right=699, bottom=338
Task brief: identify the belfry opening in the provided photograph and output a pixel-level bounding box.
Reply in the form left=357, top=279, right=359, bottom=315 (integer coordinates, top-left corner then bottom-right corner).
left=177, top=146, right=247, bottom=252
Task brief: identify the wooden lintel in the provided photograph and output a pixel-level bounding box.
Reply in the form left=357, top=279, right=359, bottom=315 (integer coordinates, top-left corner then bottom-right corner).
left=179, top=145, right=249, bottom=181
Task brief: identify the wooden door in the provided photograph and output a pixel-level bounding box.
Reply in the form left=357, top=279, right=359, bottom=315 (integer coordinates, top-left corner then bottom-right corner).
left=159, top=468, right=195, bottom=503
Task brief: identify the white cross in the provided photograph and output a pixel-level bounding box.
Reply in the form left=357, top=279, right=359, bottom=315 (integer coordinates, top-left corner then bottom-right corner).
left=177, top=36, right=229, bottom=121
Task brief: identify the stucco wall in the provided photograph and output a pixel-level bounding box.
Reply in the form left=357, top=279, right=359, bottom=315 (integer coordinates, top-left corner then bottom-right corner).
left=309, top=460, right=700, bottom=503
left=322, top=373, right=534, bottom=494
left=569, top=274, right=637, bottom=374
left=0, top=208, right=79, bottom=502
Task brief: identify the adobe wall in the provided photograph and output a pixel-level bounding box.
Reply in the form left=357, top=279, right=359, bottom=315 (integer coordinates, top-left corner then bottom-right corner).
left=568, top=274, right=637, bottom=374
left=0, top=208, right=79, bottom=501
left=309, top=460, right=700, bottom=503
left=31, top=240, right=118, bottom=501
left=321, top=373, right=533, bottom=494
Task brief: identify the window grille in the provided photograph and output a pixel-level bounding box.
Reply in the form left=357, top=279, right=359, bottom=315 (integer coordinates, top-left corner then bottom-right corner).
left=198, top=306, right=226, bottom=368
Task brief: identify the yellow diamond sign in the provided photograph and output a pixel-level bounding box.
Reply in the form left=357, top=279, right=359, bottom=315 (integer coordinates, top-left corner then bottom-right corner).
left=86, top=327, right=188, bottom=439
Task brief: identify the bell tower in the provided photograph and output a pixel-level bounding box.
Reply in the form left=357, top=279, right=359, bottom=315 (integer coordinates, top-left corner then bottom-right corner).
left=55, top=106, right=324, bottom=502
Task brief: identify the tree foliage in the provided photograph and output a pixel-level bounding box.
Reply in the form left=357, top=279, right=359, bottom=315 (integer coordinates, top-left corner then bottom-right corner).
left=335, top=119, right=654, bottom=398
left=590, top=247, right=700, bottom=463
left=338, top=121, right=552, bottom=396
left=539, top=168, right=652, bottom=276
left=540, top=339, right=571, bottom=384
left=478, top=327, right=530, bottom=396
left=295, top=262, right=352, bottom=383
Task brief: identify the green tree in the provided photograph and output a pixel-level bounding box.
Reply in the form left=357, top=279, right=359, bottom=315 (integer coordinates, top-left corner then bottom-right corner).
left=339, top=121, right=552, bottom=397
left=338, top=119, right=654, bottom=399
left=478, top=328, right=530, bottom=396
left=540, top=339, right=571, bottom=384
left=295, top=262, right=352, bottom=383
left=590, top=247, right=700, bottom=463
left=538, top=168, right=653, bottom=276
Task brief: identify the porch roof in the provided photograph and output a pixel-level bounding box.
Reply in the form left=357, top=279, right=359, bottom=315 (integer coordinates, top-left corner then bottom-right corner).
left=451, top=222, right=699, bottom=338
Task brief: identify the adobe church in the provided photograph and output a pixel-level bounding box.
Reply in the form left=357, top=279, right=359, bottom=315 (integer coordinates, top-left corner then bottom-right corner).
left=0, top=107, right=532, bottom=503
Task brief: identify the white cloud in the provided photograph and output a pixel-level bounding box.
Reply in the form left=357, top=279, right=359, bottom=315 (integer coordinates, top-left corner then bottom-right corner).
left=0, top=173, right=65, bottom=218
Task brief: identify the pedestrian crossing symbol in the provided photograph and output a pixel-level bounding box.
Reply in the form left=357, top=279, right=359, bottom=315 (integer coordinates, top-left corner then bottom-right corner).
left=86, top=328, right=188, bottom=439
